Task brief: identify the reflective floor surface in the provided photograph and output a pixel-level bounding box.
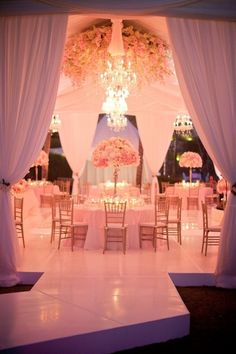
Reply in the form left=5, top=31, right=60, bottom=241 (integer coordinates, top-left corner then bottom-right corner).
left=0, top=208, right=219, bottom=353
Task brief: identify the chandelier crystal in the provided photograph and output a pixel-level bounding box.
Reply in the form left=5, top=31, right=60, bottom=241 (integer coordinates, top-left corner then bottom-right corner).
left=100, top=59, right=136, bottom=96
left=100, top=19, right=136, bottom=132
left=174, top=113, right=193, bottom=135
left=50, top=114, right=61, bottom=133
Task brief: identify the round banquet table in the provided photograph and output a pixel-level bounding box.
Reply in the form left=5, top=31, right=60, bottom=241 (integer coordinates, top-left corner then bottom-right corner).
left=166, top=184, right=213, bottom=209
left=13, top=182, right=60, bottom=218
left=74, top=204, right=154, bottom=250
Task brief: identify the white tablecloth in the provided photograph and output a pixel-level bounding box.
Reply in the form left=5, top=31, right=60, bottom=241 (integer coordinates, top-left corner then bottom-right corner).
left=14, top=183, right=60, bottom=218
left=74, top=204, right=154, bottom=250
left=166, top=185, right=213, bottom=209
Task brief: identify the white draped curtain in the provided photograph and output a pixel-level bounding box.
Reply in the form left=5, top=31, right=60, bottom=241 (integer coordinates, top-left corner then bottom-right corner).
left=0, top=14, right=68, bottom=286
left=167, top=18, right=236, bottom=288
left=136, top=111, right=174, bottom=201
left=133, top=73, right=187, bottom=202
left=58, top=112, right=98, bottom=194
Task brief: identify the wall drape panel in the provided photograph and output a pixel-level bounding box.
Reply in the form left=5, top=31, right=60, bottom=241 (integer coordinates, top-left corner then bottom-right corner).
left=134, top=74, right=186, bottom=202
left=0, top=14, right=68, bottom=286
left=58, top=112, right=98, bottom=195
left=167, top=18, right=236, bottom=288
left=136, top=111, right=174, bottom=201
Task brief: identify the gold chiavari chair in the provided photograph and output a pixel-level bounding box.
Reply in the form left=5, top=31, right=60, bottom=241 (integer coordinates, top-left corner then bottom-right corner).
left=201, top=202, right=221, bottom=256
left=14, top=196, right=25, bottom=247
left=103, top=201, right=128, bottom=254
left=187, top=186, right=199, bottom=210
left=139, top=196, right=170, bottom=251
left=58, top=198, right=88, bottom=251
left=167, top=196, right=182, bottom=244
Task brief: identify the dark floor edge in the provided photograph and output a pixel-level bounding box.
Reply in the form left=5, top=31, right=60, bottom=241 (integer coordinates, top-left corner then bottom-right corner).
left=0, top=313, right=189, bottom=354
left=169, top=272, right=216, bottom=287
left=17, top=271, right=44, bottom=285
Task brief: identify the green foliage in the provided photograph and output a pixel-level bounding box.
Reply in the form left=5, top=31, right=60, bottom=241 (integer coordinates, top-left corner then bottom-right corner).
left=48, top=153, right=72, bottom=182
left=50, top=132, right=61, bottom=149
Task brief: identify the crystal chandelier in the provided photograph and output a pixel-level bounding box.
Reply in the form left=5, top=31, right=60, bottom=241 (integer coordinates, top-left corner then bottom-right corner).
left=100, top=59, right=136, bottom=97
left=174, top=113, right=193, bottom=135
left=49, top=114, right=61, bottom=133
left=100, top=19, right=136, bottom=132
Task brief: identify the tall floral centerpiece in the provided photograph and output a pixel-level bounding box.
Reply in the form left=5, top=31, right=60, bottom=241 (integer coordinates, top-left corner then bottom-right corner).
left=179, top=151, right=202, bottom=183
left=92, top=137, right=140, bottom=196
left=33, top=150, right=49, bottom=181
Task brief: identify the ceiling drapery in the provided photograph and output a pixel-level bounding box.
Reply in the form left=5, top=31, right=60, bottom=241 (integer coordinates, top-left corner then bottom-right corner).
left=0, top=0, right=236, bottom=288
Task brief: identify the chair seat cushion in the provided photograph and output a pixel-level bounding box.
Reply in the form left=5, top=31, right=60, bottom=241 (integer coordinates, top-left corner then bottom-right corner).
left=105, top=224, right=128, bottom=229
left=168, top=219, right=180, bottom=223
left=155, top=222, right=167, bottom=228
left=73, top=222, right=88, bottom=227
left=139, top=222, right=155, bottom=227
left=207, top=226, right=221, bottom=232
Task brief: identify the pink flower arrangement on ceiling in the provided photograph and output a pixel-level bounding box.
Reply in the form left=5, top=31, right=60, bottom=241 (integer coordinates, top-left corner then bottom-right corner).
left=179, top=151, right=202, bottom=169
left=33, top=150, right=49, bottom=167
left=62, top=24, right=171, bottom=86
left=92, top=137, right=140, bottom=169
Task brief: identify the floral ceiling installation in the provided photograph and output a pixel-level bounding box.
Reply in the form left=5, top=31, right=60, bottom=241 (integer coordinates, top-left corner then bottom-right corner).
left=63, top=24, right=172, bottom=86
left=92, top=137, right=140, bottom=169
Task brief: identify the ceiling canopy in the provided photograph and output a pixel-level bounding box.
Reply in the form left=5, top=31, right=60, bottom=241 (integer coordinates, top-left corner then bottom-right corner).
left=1, top=0, right=236, bottom=20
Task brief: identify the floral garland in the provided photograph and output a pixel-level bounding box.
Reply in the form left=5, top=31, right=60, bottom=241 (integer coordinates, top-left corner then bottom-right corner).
left=179, top=151, right=202, bottom=169
left=63, top=24, right=171, bottom=86
left=92, top=137, right=140, bottom=169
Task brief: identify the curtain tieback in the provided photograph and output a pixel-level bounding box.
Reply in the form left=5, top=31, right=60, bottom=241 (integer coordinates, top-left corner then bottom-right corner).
left=231, top=183, right=236, bottom=196
left=0, top=179, right=11, bottom=192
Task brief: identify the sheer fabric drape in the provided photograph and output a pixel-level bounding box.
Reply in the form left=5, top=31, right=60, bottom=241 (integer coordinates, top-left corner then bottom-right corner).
left=167, top=18, right=236, bottom=287
left=58, top=112, right=98, bottom=195
left=0, top=14, right=68, bottom=286
left=134, top=74, right=186, bottom=202
left=136, top=111, right=174, bottom=201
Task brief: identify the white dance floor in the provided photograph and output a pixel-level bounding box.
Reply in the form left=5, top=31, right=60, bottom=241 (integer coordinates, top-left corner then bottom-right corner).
left=0, top=207, right=219, bottom=353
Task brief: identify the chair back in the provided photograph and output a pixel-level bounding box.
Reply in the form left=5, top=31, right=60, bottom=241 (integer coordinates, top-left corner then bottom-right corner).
left=168, top=196, right=180, bottom=209
left=165, top=186, right=175, bottom=196
left=59, top=198, right=74, bottom=224
left=161, top=182, right=170, bottom=194
left=141, top=183, right=151, bottom=203
left=201, top=202, right=209, bottom=229
left=14, top=197, right=23, bottom=222
left=155, top=196, right=169, bottom=224
left=205, top=194, right=218, bottom=208
left=54, top=178, right=72, bottom=194
left=104, top=201, right=127, bottom=227
left=168, top=196, right=182, bottom=219
left=189, top=186, right=199, bottom=196
left=130, top=187, right=140, bottom=197
left=40, top=194, right=53, bottom=208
